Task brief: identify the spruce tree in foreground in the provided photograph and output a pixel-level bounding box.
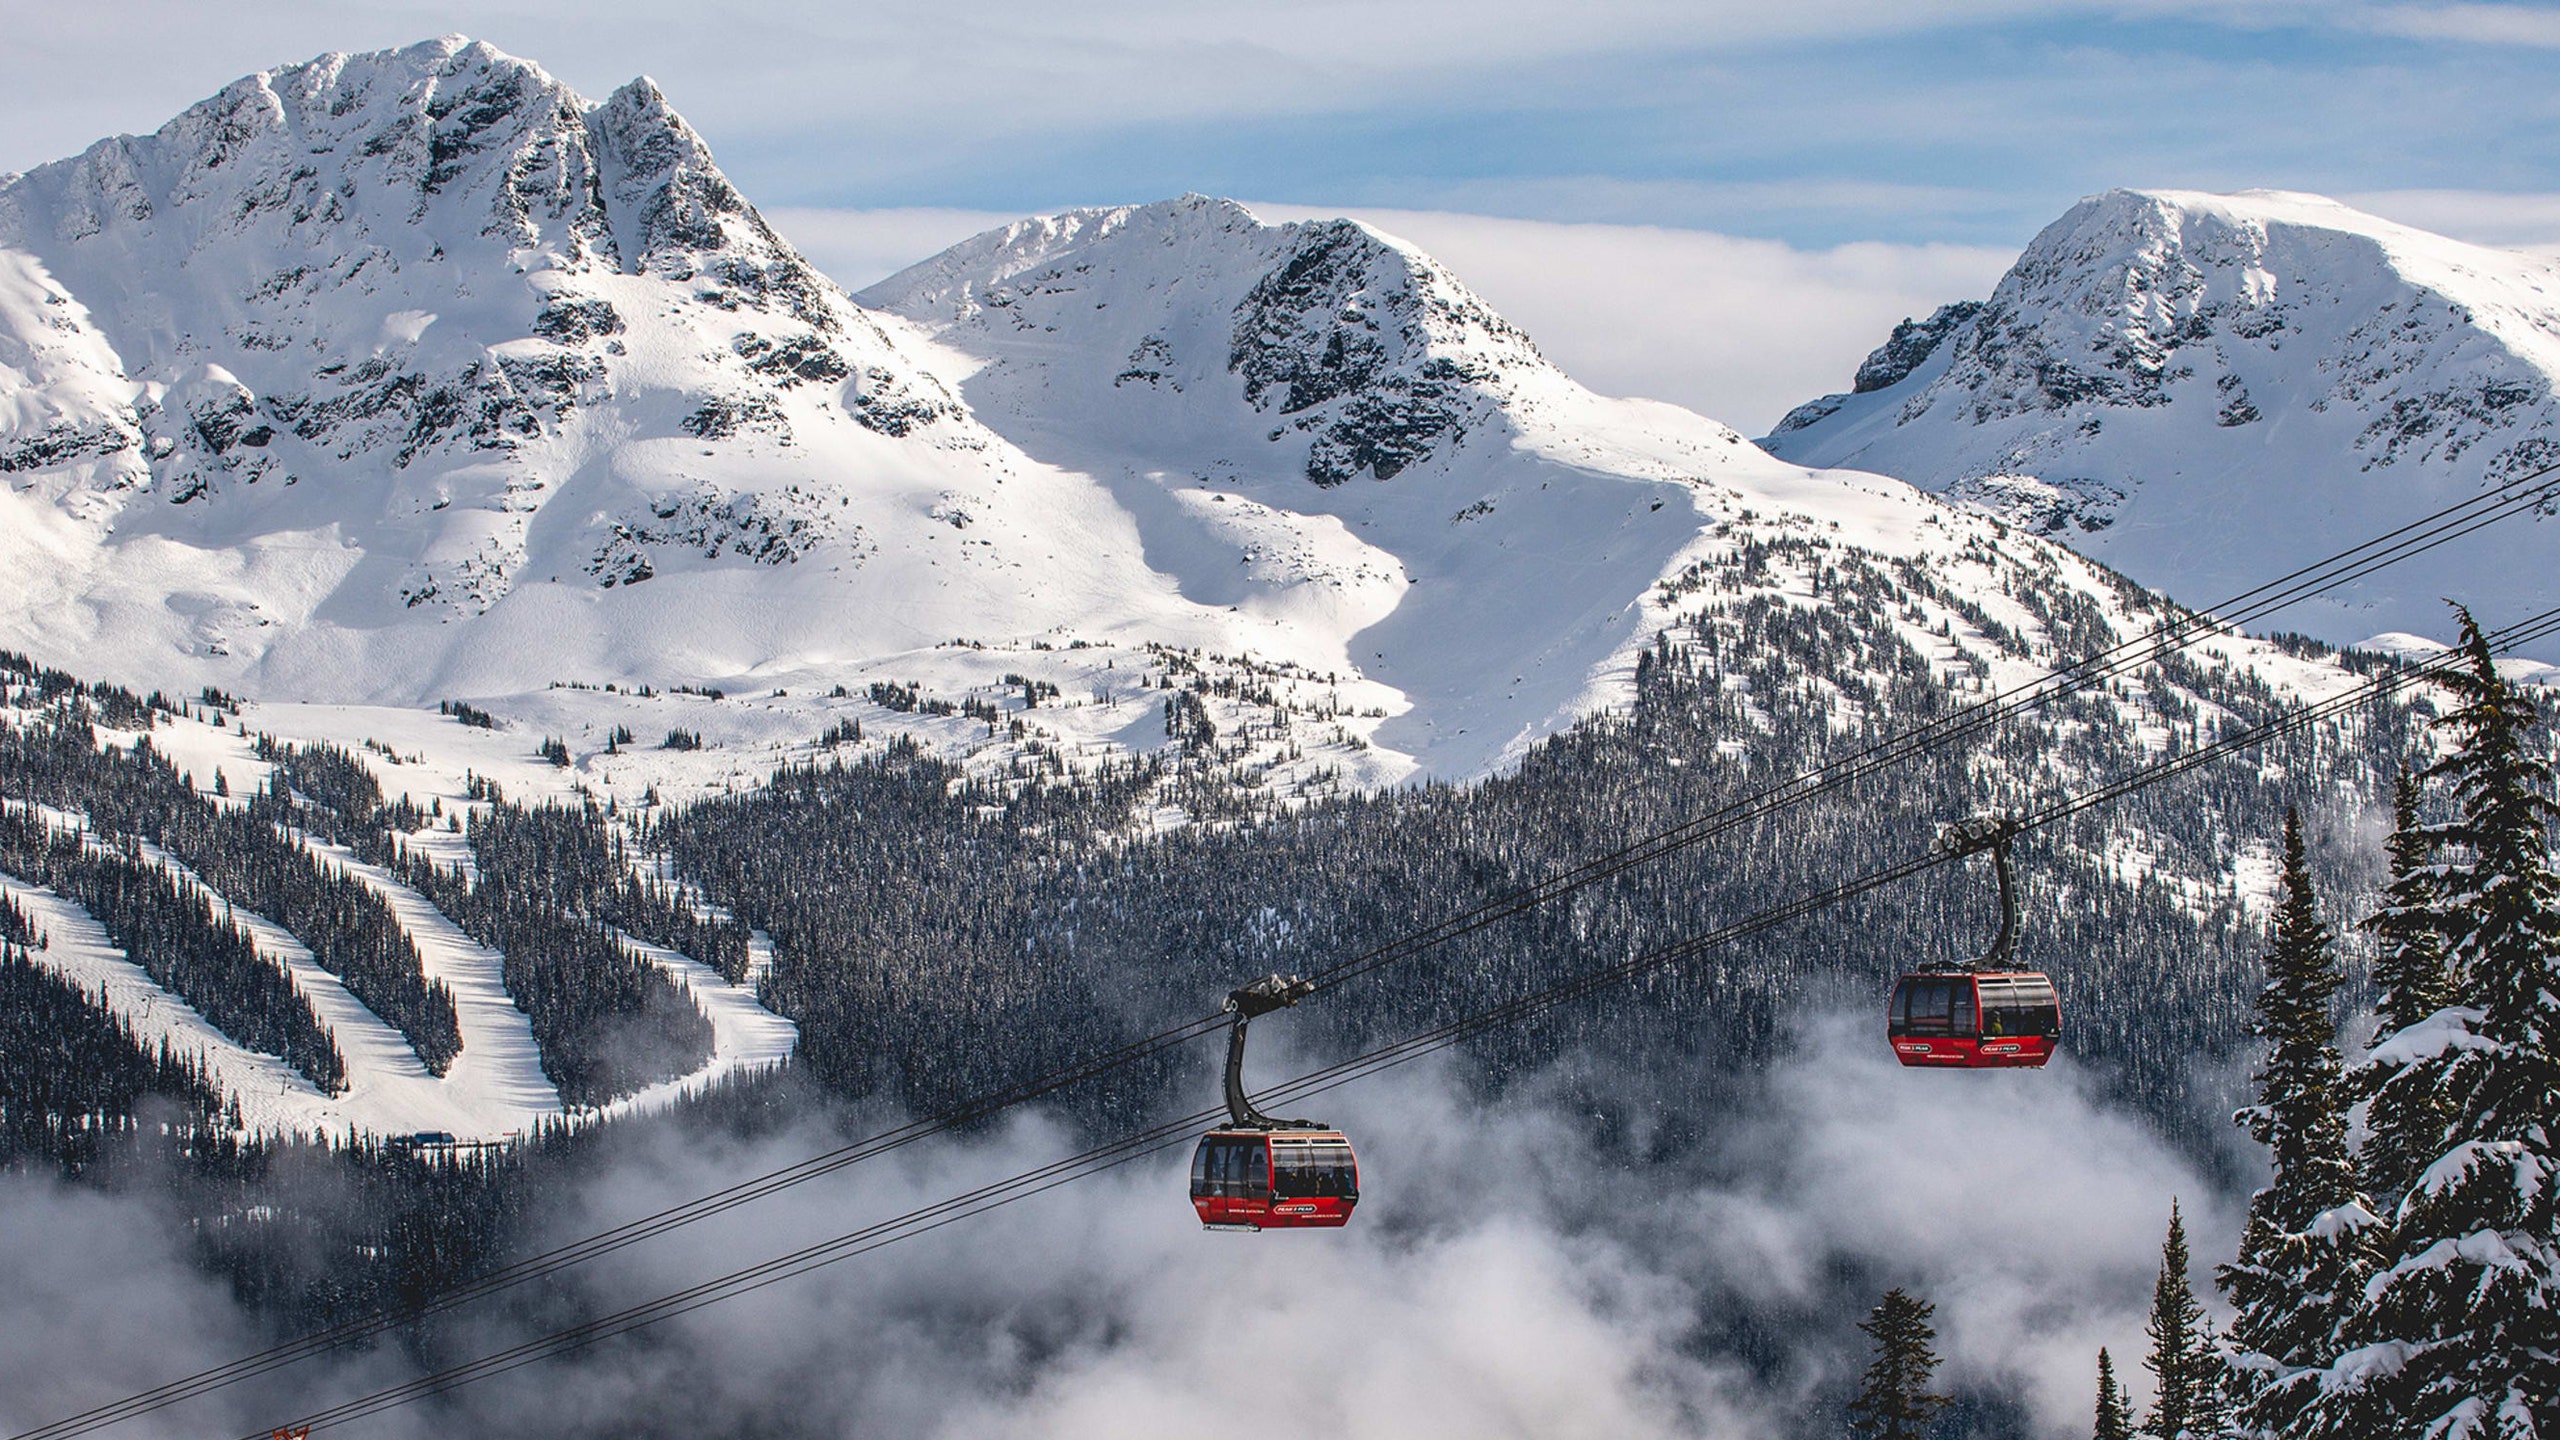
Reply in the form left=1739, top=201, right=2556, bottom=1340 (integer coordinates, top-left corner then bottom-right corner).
left=1848, top=1287, right=1950, bottom=1440
left=2370, top=770, right=2456, bottom=1039
left=2305, top=607, right=2560, bottom=1440
left=2216, top=809, right=2378, bottom=1437
left=2354, top=769, right=2458, bottom=1214
left=2094, top=1347, right=2134, bottom=1440
left=2141, top=1201, right=2229, bottom=1439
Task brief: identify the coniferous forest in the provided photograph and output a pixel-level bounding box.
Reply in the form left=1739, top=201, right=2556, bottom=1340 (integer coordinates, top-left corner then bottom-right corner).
left=0, top=574, right=2551, bottom=1438
left=0, top=712, right=459, bottom=1074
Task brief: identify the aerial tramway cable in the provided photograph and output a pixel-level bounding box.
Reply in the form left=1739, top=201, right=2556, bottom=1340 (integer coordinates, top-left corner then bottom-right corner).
left=1302, top=456, right=2560, bottom=994
left=225, top=603, right=2560, bottom=1440
left=17, top=462, right=2560, bottom=1440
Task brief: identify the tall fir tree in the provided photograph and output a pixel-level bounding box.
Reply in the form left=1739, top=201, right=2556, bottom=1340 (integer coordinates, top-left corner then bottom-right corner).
left=2095, top=1347, right=2135, bottom=1440
left=2372, top=769, right=2458, bottom=1037
left=2305, top=606, right=2560, bottom=1440
left=2142, top=1201, right=2230, bottom=1439
left=2355, top=769, right=2460, bottom=1214
left=2217, top=809, right=2380, bottom=1437
left=1848, top=1288, right=1951, bottom=1440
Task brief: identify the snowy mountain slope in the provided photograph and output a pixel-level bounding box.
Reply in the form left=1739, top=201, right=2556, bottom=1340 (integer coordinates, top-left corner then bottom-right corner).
left=863, top=195, right=2096, bottom=775
left=0, top=37, right=1250, bottom=710
left=1762, top=189, right=2560, bottom=656
left=0, top=687, right=797, bottom=1141
left=0, top=43, right=2483, bottom=799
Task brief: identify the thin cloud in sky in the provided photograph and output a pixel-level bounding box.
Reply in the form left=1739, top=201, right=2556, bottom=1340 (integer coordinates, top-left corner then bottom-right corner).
left=2352, top=2, right=2560, bottom=47
left=1370, top=176, right=2011, bottom=234
left=2345, top=188, right=2560, bottom=254
left=0, top=1, right=2552, bottom=257
left=767, top=201, right=2015, bottom=436
left=764, top=207, right=1031, bottom=292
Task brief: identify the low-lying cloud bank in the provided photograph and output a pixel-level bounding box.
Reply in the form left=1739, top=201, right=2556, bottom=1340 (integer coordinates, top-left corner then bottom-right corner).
left=3, top=1015, right=2235, bottom=1440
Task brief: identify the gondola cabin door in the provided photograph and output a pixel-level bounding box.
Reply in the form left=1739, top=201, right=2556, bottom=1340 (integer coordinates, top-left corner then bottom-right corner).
left=1888, top=972, right=2060, bottom=1068
left=1190, top=1129, right=1359, bottom=1230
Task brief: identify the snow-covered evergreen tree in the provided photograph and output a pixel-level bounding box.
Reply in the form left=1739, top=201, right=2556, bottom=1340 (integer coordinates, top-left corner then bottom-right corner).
left=2306, top=606, right=2560, bottom=1440
left=2143, top=1201, right=2232, bottom=1439
left=2355, top=769, right=2460, bottom=1213
left=2096, top=1347, right=2135, bottom=1440
left=2217, top=808, right=2380, bottom=1437
left=2373, top=770, right=2458, bottom=1038
left=1847, top=1288, right=1950, bottom=1439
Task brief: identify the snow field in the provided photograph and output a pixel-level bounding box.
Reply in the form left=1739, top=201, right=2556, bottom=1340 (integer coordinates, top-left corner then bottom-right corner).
left=0, top=697, right=811, bottom=1140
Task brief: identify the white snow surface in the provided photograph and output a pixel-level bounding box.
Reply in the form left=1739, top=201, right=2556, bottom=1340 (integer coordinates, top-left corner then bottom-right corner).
left=0, top=700, right=797, bottom=1140
left=1763, top=189, right=2560, bottom=661
left=2360, top=1005, right=2492, bottom=1067
left=0, top=42, right=2439, bottom=789
left=0, top=44, right=2453, bottom=1140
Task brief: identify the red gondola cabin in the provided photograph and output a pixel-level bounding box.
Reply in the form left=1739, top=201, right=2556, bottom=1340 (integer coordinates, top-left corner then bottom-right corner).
left=1888, top=972, right=2060, bottom=1068
left=1189, top=1128, right=1359, bottom=1230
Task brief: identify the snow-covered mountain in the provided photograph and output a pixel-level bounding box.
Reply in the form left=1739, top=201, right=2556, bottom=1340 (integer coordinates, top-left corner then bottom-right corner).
left=0, top=44, right=2475, bottom=797
left=1762, top=189, right=2560, bottom=656
left=864, top=194, right=1830, bottom=775
left=5, top=43, right=2508, bottom=1150
left=0, top=36, right=1239, bottom=707
left=0, top=39, right=2314, bottom=789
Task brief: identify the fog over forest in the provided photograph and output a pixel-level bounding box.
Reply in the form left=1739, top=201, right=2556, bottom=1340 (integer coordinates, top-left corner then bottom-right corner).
left=1, top=1013, right=2240, bottom=1440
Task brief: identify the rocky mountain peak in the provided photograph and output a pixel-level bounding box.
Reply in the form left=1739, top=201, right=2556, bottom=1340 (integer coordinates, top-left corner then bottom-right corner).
left=1762, top=188, right=2560, bottom=656
left=0, top=37, right=997, bottom=684
left=867, top=195, right=1555, bottom=486
left=589, top=72, right=825, bottom=324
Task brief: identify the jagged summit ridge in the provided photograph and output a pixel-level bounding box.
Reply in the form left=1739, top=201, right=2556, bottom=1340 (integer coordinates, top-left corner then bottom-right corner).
left=0, top=34, right=967, bottom=539
left=866, top=194, right=1558, bottom=486
left=0, top=37, right=1086, bottom=699
left=1763, top=188, right=2560, bottom=654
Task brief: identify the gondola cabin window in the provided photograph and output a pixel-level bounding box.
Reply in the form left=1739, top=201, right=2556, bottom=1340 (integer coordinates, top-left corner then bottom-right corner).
left=1900, top=980, right=1955, bottom=1032
left=1271, top=1137, right=1358, bottom=1200
left=1192, top=1135, right=1267, bottom=1199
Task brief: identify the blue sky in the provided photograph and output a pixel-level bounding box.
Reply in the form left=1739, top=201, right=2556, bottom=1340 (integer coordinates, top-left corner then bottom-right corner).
left=4, top=0, right=2556, bottom=428
left=728, top=8, right=2560, bottom=249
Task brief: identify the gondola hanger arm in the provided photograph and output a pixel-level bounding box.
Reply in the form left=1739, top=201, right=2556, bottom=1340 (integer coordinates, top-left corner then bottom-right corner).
left=1221, top=974, right=1321, bottom=1129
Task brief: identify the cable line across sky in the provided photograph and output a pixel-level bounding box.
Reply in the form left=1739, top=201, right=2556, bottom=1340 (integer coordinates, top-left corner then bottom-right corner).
left=237, top=601, right=2560, bottom=1440
left=14, top=460, right=2559, bottom=1440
